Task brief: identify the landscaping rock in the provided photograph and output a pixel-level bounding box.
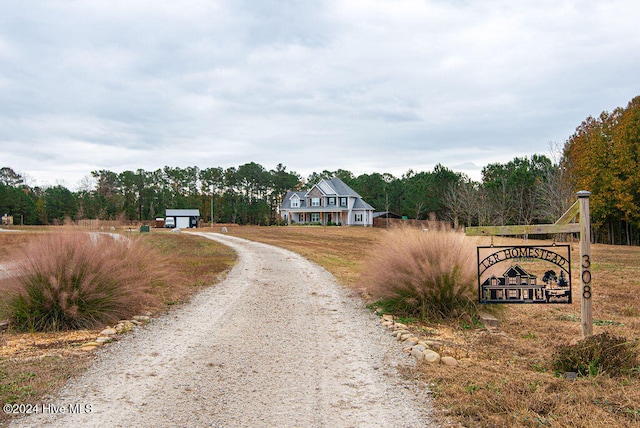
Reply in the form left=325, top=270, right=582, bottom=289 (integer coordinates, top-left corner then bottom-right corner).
left=412, top=345, right=426, bottom=353
left=411, top=348, right=425, bottom=360
left=402, top=338, right=419, bottom=347
left=479, top=312, right=499, bottom=329
left=421, top=350, right=441, bottom=364
left=399, top=333, right=413, bottom=342
left=440, top=356, right=459, bottom=366
left=115, top=321, right=134, bottom=334
left=100, top=328, right=117, bottom=336
left=411, top=349, right=424, bottom=363
left=79, top=346, right=98, bottom=352
left=81, top=341, right=100, bottom=348
left=424, top=340, right=443, bottom=348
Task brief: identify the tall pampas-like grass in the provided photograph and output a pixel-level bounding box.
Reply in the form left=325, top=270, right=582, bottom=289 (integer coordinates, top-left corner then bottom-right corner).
left=7, top=233, right=165, bottom=331
left=359, top=227, right=480, bottom=321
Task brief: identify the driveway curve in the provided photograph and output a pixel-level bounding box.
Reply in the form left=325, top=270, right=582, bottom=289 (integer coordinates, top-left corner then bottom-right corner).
left=12, top=232, right=435, bottom=427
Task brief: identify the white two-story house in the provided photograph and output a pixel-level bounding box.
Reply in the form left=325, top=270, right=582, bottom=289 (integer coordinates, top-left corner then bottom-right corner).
left=280, top=177, right=375, bottom=226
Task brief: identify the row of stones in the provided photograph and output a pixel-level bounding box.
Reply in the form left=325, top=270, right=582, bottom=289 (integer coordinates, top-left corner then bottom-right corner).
left=380, top=314, right=460, bottom=366
left=79, top=315, right=151, bottom=352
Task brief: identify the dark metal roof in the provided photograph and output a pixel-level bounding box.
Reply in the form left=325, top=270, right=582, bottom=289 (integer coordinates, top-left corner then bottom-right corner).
left=373, top=211, right=402, bottom=219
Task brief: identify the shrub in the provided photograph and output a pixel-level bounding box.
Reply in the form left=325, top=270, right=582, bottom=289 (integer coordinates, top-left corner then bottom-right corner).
left=6, top=233, right=165, bottom=331
left=359, top=227, right=480, bottom=321
left=552, top=332, right=639, bottom=377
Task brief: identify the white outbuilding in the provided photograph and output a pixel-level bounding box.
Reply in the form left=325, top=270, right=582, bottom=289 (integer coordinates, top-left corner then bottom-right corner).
left=165, top=209, right=200, bottom=229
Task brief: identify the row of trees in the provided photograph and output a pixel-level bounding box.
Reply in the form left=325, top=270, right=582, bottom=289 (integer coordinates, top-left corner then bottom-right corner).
left=0, top=168, right=77, bottom=226
left=0, top=163, right=301, bottom=226
left=444, top=154, right=573, bottom=229
left=1, top=96, right=638, bottom=244
left=0, top=157, right=566, bottom=229
left=563, top=96, right=640, bottom=245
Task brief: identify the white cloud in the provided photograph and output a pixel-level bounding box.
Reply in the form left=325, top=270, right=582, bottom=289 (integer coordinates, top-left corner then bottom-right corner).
left=1, top=0, right=639, bottom=187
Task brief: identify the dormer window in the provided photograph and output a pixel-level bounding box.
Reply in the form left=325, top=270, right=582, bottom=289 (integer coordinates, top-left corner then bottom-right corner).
left=291, top=196, right=300, bottom=208
left=328, top=197, right=336, bottom=205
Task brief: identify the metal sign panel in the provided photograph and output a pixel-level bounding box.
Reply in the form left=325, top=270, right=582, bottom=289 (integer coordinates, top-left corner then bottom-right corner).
left=477, top=245, right=572, bottom=304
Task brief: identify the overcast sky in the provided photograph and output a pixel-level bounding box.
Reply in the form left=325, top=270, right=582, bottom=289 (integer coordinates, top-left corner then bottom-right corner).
left=1, top=0, right=639, bottom=189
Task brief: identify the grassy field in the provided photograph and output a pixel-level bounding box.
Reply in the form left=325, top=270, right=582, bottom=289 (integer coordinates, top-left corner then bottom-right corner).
left=1, top=225, right=638, bottom=427
left=222, top=225, right=640, bottom=428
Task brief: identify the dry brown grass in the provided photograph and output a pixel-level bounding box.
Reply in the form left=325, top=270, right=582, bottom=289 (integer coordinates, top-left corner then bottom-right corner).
left=221, top=225, right=383, bottom=287
left=0, top=229, right=236, bottom=427
left=221, top=226, right=640, bottom=428
left=0, top=231, right=43, bottom=259
left=138, top=231, right=237, bottom=305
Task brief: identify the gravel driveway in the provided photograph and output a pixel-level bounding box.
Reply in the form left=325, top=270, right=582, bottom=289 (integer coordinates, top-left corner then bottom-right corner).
left=12, top=232, right=435, bottom=427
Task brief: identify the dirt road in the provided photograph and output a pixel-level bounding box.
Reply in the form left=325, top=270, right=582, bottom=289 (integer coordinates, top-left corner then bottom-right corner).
left=11, top=232, right=435, bottom=427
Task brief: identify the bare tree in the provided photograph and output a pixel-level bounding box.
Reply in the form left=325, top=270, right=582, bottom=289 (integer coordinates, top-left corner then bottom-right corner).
left=536, top=142, right=575, bottom=223
left=444, top=179, right=480, bottom=228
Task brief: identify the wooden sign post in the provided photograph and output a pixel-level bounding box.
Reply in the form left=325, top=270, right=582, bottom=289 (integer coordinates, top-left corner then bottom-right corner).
left=466, top=191, right=593, bottom=338
left=577, top=191, right=592, bottom=337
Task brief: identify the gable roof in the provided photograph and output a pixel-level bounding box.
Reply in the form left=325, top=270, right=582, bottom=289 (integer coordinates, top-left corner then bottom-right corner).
left=280, top=176, right=374, bottom=211
left=353, top=198, right=374, bottom=210
left=281, top=191, right=307, bottom=209
left=305, top=177, right=362, bottom=198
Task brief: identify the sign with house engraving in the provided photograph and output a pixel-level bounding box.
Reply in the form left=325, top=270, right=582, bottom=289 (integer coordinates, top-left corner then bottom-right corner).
left=477, top=245, right=572, bottom=304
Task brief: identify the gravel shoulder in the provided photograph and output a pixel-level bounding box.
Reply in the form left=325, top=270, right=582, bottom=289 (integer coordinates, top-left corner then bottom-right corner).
left=11, top=232, right=435, bottom=427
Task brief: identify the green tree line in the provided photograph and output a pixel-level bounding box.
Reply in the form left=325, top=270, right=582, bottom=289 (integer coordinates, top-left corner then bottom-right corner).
left=1, top=96, right=638, bottom=244
left=0, top=159, right=569, bottom=229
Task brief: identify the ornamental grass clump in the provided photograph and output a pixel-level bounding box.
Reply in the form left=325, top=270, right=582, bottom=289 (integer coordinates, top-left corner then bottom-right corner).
left=360, top=227, right=480, bottom=321
left=7, top=233, right=165, bottom=331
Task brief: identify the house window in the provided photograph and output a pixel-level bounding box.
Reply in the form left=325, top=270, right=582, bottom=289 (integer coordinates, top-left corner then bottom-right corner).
left=340, top=197, right=347, bottom=207
left=508, top=289, right=518, bottom=299
left=508, top=277, right=517, bottom=285
left=328, top=197, right=336, bottom=205
left=291, top=198, right=299, bottom=208
left=311, top=198, right=320, bottom=207
left=355, top=213, right=363, bottom=222
left=311, top=213, right=320, bottom=222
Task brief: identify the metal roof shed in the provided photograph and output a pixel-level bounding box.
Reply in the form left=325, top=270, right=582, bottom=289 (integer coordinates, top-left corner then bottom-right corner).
left=165, top=209, right=200, bottom=229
